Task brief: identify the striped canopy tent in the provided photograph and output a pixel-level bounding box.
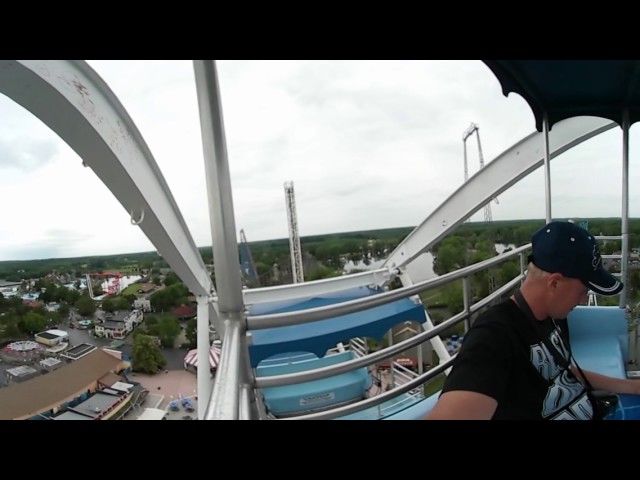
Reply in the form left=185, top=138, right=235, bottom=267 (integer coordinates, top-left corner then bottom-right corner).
left=183, top=345, right=221, bottom=370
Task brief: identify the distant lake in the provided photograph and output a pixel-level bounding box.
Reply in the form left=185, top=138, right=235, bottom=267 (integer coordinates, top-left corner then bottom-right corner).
left=343, top=252, right=436, bottom=282
left=343, top=243, right=516, bottom=282
left=495, top=243, right=516, bottom=254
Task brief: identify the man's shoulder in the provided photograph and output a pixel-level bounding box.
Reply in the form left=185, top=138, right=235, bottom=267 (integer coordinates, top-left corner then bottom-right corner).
left=478, top=297, right=520, bottom=317
left=473, top=298, right=522, bottom=327
left=462, top=298, right=527, bottom=348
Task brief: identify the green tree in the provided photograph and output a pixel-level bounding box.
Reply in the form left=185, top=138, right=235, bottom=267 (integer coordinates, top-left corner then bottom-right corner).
left=629, top=269, right=640, bottom=293
left=103, top=296, right=131, bottom=312
left=306, top=265, right=341, bottom=281
left=185, top=318, right=197, bottom=348
left=19, top=311, right=47, bottom=334
left=150, top=289, right=172, bottom=312
left=115, top=296, right=131, bottom=310
left=102, top=297, right=116, bottom=313
left=473, top=238, right=497, bottom=258
left=140, top=260, right=154, bottom=270
left=601, top=242, right=615, bottom=255
left=47, top=311, right=61, bottom=327
left=92, top=259, right=106, bottom=270
left=433, top=237, right=466, bottom=275
left=498, top=260, right=521, bottom=285
left=75, top=295, right=97, bottom=317
left=0, top=312, right=22, bottom=339
left=149, top=283, right=189, bottom=312
left=163, top=271, right=180, bottom=286
left=2, top=322, right=21, bottom=339
left=254, top=262, right=270, bottom=279
left=62, top=288, right=81, bottom=305
left=131, top=334, right=166, bottom=373
left=7, top=297, right=28, bottom=316
left=38, top=282, right=56, bottom=303
left=156, top=314, right=181, bottom=348
left=58, top=302, right=70, bottom=317
left=442, top=282, right=464, bottom=315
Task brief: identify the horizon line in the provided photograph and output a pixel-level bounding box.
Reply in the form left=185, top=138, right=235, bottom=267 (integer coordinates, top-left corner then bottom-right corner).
left=0, top=217, right=631, bottom=264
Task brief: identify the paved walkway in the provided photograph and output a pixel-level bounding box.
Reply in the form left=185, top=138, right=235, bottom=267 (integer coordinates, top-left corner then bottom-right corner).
left=129, top=369, right=197, bottom=409
left=120, top=369, right=201, bottom=420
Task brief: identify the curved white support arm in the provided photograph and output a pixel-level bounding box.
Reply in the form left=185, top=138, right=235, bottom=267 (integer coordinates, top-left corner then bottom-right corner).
left=0, top=60, right=213, bottom=297
left=384, top=117, right=617, bottom=270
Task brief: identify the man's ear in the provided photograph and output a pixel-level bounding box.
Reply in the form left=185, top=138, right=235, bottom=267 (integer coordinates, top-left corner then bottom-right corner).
left=547, top=272, right=564, bottom=291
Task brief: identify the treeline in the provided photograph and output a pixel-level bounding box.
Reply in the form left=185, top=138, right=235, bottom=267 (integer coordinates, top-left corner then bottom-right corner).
left=243, top=227, right=414, bottom=285
left=2, top=219, right=640, bottom=286
left=427, top=217, right=640, bottom=315
left=440, top=217, right=640, bottom=252
left=0, top=251, right=165, bottom=282
left=0, top=226, right=415, bottom=285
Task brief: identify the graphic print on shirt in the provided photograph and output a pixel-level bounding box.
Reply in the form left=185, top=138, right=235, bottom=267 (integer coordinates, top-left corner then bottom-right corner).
left=529, top=328, right=592, bottom=420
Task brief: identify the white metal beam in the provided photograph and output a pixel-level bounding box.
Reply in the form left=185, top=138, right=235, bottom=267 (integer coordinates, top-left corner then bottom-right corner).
left=193, top=60, right=244, bottom=315
left=242, top=267, right=394, bottom=306
left=0, top=60, right=213, bottom=299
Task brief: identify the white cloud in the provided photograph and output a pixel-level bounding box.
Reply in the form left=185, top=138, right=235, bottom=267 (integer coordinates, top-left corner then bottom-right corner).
left=0, top=60, right=637, bottom=261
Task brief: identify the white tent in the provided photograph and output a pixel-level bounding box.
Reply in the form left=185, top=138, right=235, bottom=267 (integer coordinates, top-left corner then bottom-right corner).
left=183, top=345, right=221, bottom=370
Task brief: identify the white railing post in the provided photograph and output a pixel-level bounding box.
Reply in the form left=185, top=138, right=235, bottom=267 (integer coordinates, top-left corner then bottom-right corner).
left=543, top=112, right=553, bottom=223
left=204, top=319, right=243, bottom=419
left=621, top=110, right=630, bottom=308
left=196, top=295, right=213, bottom=419
left=519, top=252, right=527, bottom=286
left=387, top=326, right=395, bottom=389
left=193, top=60, right=251, bottom=419
left=462, top=277, right=472, bottom=332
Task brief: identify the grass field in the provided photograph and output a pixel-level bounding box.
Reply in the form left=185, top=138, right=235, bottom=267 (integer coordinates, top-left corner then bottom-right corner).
left=122, top=283, right=141, bottom=296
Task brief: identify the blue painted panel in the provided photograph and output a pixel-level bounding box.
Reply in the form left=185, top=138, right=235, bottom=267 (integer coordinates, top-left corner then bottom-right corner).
left=248, top=287, right=426, bottom=367
left=568, top=306, right=628, bottom=379
left=257, top=351, right=371, bottom=416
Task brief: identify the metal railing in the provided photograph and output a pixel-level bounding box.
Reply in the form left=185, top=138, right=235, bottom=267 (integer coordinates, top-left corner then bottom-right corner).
left=207, top=234, right=624, bottom=419
left=246, top=244, right=531, bottom=330
left=207, top=244, right=529, bottom=419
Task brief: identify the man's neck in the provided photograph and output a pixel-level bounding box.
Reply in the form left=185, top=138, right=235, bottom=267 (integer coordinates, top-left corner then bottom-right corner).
left=515, top=283, right=548, bottom=321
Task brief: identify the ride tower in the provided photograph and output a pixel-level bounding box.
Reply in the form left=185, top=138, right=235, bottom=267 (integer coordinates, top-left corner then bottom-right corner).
left=284, top=181, right=304, bottom=284
left=239, top=229, right=260, bottom=287
left=463, top=122, right=498, bottom=293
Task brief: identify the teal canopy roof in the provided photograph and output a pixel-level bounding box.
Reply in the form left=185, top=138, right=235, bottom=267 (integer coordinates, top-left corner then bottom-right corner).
left=483, top=60, right=640, bottom=131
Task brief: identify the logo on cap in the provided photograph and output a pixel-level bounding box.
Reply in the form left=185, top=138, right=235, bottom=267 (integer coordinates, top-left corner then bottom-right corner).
left=592, top=245, right=600, bottom=271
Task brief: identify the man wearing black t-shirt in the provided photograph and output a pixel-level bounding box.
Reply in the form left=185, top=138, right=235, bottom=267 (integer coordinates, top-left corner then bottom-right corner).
left=425, top=221, right=640, bottom=420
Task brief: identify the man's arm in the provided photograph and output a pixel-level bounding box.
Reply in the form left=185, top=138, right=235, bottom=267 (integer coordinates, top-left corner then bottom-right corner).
left=423, top=390, right=498, bottom=420
left=572, top=367, right=640, bottom=395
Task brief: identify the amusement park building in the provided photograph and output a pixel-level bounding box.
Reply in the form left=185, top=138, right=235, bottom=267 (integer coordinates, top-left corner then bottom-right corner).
left=0, top=348, right=129, bottom=420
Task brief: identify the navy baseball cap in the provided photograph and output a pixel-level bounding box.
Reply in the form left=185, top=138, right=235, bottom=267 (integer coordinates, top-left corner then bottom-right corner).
left=528, top=221, right=623, bottom=296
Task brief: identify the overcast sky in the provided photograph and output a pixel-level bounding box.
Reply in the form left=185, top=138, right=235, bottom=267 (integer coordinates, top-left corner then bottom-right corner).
left=0, top=60, right=638, bottom=261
